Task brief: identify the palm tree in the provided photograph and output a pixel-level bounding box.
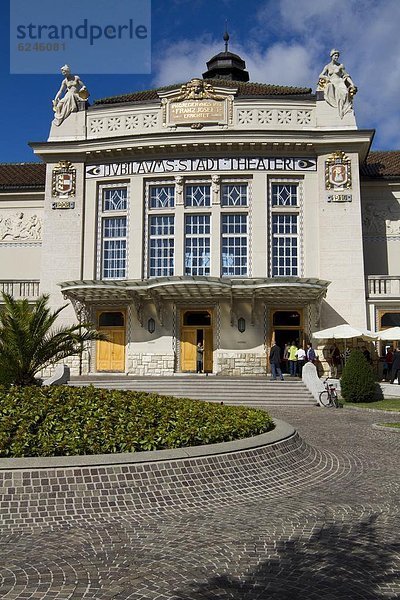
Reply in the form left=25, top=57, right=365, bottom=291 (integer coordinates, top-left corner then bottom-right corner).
left=0, top=293, right=105, bottom=386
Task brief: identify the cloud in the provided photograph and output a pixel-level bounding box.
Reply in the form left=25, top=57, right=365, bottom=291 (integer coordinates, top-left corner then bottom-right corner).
left=152, top=0, right=400, bottom=148
left=152, top=38, right=222, bottom=87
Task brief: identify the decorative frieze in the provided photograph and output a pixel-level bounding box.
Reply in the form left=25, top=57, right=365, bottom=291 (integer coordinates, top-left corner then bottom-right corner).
left=87, top=111, right=159, bottom=138
left=0, top=212, right=42, bottom=242
left=363, top=201, right=400, bottom=235
left=236, top=107, right=314, bottom=129
left=87, top=103, right=315, bottom=139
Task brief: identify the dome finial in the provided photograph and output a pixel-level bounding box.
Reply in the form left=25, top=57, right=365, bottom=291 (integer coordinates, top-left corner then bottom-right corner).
left=223, top=21, right=229, bottom=53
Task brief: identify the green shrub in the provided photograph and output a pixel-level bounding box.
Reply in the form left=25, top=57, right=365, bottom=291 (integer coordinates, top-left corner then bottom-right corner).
left=340, top=349, right=377, bottom=403
left=0, top=385, right=274, bottom=457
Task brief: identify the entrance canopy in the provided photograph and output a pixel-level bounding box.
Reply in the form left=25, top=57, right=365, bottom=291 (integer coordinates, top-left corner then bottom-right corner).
left=60, top=276, right=329, bottom=305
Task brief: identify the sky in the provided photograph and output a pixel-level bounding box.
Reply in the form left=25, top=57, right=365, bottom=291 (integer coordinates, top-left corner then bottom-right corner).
left=1, top=0, right=400, bottom=163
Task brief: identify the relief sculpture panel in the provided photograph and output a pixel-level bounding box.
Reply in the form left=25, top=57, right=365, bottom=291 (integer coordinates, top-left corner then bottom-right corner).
left=0, top=212, right=42, bottom=242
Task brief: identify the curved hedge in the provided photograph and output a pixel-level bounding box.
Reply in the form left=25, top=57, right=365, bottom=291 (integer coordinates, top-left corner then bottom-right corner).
left=0, top=385, right=274, bottom=458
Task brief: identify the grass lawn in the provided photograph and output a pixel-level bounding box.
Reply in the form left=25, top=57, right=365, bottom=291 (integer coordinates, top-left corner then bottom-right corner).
left=344, top=398, right=400, bottom=411
left=377, top=423, right=400, bottom=429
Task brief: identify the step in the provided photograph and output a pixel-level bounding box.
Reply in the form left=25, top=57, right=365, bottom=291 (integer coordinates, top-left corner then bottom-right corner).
left=69, top=376, right=315, bottom=405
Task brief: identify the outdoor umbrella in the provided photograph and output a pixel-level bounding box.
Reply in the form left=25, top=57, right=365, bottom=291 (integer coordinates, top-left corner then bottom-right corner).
left=312, top=324, right=377, bottom=366
left=377, top=326, right=400, bottom=341
left=312, top=324, right=378, bottom=341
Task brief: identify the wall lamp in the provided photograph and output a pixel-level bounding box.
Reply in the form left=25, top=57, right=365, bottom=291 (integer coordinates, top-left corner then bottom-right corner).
left=238, top=317, right=246, bottom=333
left=147, top=317, right=156, bottom=334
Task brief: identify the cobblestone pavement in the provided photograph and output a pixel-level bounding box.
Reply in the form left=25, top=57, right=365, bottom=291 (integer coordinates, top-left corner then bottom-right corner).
left=0, top=406, right=399, bottom=599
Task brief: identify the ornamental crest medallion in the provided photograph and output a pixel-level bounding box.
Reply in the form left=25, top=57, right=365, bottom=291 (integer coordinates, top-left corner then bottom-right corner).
left=52, top=161, right=76, bottom=197
left=325, top=151, right=351, bottom=190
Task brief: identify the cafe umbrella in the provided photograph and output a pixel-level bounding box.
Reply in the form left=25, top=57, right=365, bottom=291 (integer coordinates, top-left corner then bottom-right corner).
left=377, top=326, right=400, bottom=341
left=312, top=324, right=378, bottom=364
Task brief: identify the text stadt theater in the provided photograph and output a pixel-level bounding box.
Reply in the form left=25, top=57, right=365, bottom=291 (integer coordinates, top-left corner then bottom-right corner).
left=1, top=47, right=399, bottom=376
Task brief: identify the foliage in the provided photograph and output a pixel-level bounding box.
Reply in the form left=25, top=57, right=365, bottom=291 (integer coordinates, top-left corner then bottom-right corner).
left=0, top=293, right=105, bottom=386
left=0, top=385, right=275, bottom=457
left=340, top=349, right=378, bottom=403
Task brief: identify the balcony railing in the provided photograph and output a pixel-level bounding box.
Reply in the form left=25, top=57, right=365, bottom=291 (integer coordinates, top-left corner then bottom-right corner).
left=0, top=280, right=40, bottom=301
left=367, top=276, right=400, bottom=298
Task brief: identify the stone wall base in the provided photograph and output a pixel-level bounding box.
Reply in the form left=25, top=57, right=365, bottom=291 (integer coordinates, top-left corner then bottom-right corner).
left=127, top=353, right=175, bottom=376
left=216, top=352, right=266, bottom=376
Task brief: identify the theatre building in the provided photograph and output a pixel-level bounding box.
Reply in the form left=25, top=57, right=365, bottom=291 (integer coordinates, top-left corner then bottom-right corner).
left=1, top=46, right=399, bottom=376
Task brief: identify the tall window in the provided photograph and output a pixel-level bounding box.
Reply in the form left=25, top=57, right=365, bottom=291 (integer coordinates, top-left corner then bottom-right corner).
left=149, top=215, right=174, bottom=277
left=185, top=215, right=210, bottom=276
left=270, top=183, right=300, bottom=277
left=271, top=214, right=298, bottom=276
left=221, top=214, right=248, bottom=276
left=100, top=186, right=128, bottom=279
left=102, top=217, right=127, bottom=279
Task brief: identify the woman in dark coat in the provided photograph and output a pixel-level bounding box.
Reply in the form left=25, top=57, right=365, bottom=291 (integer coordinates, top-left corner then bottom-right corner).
left=390, top=348, right=400, bottom=384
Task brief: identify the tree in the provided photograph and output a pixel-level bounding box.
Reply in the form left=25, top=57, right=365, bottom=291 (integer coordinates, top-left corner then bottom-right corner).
left=340, top=349, right=377, bottom=403
left=0, top=293, right=105, bottom=386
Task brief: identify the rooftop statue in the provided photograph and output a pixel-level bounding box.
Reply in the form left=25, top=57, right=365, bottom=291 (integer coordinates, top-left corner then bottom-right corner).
left=52, top=65, right=89, bottom=126
left=317, top=49, right=357, bottom=119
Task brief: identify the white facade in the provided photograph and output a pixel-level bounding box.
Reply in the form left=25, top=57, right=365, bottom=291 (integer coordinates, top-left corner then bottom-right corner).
left=1, top=55, right=399, bottom=376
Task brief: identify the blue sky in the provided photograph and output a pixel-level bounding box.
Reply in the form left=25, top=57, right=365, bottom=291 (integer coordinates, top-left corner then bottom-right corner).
left=1, top=0, right=400, bottom=163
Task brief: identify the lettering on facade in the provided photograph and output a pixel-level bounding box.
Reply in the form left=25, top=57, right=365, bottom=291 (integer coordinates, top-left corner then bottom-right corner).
left=51, top=201, right=76, bottom=210
left=169, top=99, right=225, bottom=124
left=52, top=160, right=76, bottom=197
left=162, top=78, right=231, bottom=127
left=86, top=157, right=317, bottom=179
left=327, top=194, right=352, bottom=203
left=325, top=151, right=352, bottom=190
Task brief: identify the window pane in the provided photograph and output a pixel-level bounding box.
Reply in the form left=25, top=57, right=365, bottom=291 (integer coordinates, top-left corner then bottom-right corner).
left=103, top=187, right=127, bottom=211
left=149, top=215, right=174, bottom=277
left=185, top=185, right=211, bottom=207
left=221, top=214, right=247, bottom=276
left=271, top=184, right=298, bottom=207
left=185, top=215, right=210, bottom=275
left=272, top=214, right=298, bottom=276
left=102, top=216, right=127, bottom=279
left=221, top=184, right=248, bottom=206
left=150, top=186, right=175, bottom=209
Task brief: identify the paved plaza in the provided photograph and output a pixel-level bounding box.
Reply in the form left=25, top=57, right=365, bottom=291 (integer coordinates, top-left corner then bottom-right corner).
left=0, top=404, right=399, bottom=599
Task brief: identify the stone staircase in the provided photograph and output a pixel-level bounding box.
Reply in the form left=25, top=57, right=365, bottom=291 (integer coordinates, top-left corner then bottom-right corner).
left=69, top=376, right=316, bottom=407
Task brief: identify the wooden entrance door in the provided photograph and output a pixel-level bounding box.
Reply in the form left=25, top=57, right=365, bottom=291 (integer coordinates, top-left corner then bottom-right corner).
left=96, top=311, right=126, bottom=372
left=180, top=327, right=213, bottom=372
left=180, top=309, right=214, bottom=373
left=181, top=328, right=197, bottom=372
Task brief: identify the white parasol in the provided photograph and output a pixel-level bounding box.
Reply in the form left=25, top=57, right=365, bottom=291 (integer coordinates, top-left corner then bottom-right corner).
left=377, top=326, right=400, bottom=341
left=312, top=324, right=378, bottom=341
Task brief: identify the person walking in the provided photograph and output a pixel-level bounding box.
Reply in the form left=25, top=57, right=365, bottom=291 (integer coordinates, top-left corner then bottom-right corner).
left=269, top=342, right=284, bottom=381
left=329, top=343, right=341, bottom=378
left=196, top=342, right=204, bottom=373
left=288, top=341, right=298, bottom=377
left=382, top=347, right=393, bottom=382
left=296, top=345, right=306, bottom=377
left=306, top=343, right=316, bottom=363
left=390, top=347, right=400, bottom=384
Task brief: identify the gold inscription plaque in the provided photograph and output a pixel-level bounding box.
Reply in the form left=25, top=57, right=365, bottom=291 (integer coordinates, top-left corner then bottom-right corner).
left=169, top=99, right=225, bottom=124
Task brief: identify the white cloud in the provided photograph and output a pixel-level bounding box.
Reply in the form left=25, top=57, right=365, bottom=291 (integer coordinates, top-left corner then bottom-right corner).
left=152, top=0, right=400, bottom=148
